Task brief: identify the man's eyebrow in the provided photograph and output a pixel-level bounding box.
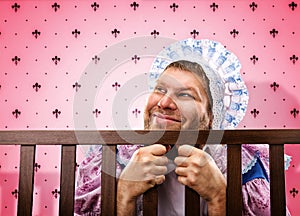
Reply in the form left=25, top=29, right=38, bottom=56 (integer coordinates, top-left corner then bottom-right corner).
left=155, top=80, right=166, bottom=86
left=177, top=87, right=197, bottom=92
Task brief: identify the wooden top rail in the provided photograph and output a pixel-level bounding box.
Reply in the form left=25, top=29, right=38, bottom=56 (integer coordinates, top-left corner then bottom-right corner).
left=1, top=129, right=300, bottom=145
left=0, top=129, right=299, bottom=216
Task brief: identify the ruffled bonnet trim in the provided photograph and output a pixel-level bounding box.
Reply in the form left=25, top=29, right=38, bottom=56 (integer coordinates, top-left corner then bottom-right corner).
left=242, top=144, right=292, bottom=175
left=205, top=144, right=292, bottom=177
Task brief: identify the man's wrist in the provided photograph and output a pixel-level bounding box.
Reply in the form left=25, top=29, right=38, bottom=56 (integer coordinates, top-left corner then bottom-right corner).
left=117, top=180, right=136, bottom=216
left=206, top=187, right=226, bottom=216
left=117, top=179, right=136, bottom=202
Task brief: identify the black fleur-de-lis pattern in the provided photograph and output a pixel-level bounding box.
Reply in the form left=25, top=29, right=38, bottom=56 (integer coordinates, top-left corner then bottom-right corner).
left=91, top=2, right=99, bottom=11
left=52, top=2, right=60, bottom=12
left=11, top=3, right=20, bottom=12
left=130, top=1, right=139, bottom=11
left=190, top=29, right=199, bottom=39
left=249, top=2, right=258, bottom=12
left=210, top=3, right=218, bottom=12
left=0, top=0, right=299, bottom=214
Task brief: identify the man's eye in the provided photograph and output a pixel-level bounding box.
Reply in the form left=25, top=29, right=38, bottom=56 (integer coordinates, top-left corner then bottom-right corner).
left=155, top=87, right=166, bottom=93
left=178, top=93, right=195, bottom=99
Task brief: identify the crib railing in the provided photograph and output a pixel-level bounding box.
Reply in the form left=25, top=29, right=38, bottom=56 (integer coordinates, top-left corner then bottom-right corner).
left=0, top=129, right=300, bottom=216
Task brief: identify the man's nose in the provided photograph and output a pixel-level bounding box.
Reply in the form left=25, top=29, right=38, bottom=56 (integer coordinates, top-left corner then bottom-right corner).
left=157, top=94, right=177, bottom=110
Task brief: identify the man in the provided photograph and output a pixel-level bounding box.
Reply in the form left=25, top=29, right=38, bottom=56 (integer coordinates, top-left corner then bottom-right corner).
left=75, top=39, right=283, bottom=215
left=117, top=60, right=226, bottom=216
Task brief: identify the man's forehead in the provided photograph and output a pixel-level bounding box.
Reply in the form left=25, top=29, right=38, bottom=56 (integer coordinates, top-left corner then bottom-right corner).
left=157, top=68, right=205, bottom=88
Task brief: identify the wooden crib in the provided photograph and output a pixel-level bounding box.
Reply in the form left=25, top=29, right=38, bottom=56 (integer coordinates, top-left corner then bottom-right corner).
left=1, top=129, right=299, bottom=216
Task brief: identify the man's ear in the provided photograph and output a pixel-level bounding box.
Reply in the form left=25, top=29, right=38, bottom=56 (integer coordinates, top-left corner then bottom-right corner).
left=208, top=113, right=214, bottom=129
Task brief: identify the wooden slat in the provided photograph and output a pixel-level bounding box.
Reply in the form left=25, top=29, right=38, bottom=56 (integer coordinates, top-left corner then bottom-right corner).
left=143, top=187, right=158, bottom=216
left=17, top=145, right=36, bottom=216
left=59, top=145, right=76, bottom=215
left=185, top=143, right=201, bottom=216
left=1, top=130, right=298, bottom=216
left=269, top=144, right=286, bottom=216
left=1, top=130, right=300, bottom=145
left=185, top=187, right=200, bottom=216
left=101, top=145, right=116, bottom=216
left=227, top=144, right=242, bottom=215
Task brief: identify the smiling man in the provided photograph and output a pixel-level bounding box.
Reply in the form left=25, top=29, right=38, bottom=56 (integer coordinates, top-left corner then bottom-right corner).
left=144, top=61, right=213, bottom=131
left=75, top=39, right=290, bottom=216
left=117, top=60, right=226, bottom=216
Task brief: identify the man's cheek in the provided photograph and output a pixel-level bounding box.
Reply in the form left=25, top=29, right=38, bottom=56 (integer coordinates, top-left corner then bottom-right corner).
left=182, top=114, right=200, bottom=129
left=143, top=112, right=151, bottom=129
left=147, top=93, right=160, bottom=107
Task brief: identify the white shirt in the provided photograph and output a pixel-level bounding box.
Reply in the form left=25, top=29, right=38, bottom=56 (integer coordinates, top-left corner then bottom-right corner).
left=157, top=162, right=208, bottom=216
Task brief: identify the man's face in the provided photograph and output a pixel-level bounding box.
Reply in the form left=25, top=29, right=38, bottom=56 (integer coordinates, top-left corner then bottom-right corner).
left=144, top=67, right=212, bottom=130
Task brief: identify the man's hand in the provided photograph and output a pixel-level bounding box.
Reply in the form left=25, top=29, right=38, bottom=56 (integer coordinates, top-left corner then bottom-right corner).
left=117, top=144, right=168, bottom=216
left=174, top=145, right=226, bottom=215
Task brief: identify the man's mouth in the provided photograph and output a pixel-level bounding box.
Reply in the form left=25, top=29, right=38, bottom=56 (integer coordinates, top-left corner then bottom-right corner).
left=152, top=112, right=181, bottom=123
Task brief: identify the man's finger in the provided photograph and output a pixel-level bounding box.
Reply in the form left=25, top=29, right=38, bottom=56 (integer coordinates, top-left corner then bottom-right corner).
left=177, top=176, right=188, bottom=186
left=153, top=155, right=169, bottom=166
left=143, top=144, right=167, bottom=156
left=150, top=165, right=168, bottom=175
left=174, top=167, right=188, bottom=177
left=174, top=156, right=188, bottom=167
left=154, top=175, right=165, bottom=185
left=177, top=145, right=196, bottom=157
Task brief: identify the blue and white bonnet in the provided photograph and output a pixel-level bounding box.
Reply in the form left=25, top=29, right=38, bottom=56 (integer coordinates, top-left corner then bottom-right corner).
left=148, top=38, right=249, bottom=129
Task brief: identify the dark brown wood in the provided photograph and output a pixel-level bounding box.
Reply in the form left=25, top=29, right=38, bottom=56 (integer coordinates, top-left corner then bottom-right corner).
left=1, top=130, right=299, bottom=215
left=101, top=145, right=117, bottom=216
left=269, top=144, right=286, bottom=216
left=1, top=129, right=300, bottom=145
left=184, top=144, right=202, bottom=216
left=17, top=145, right=36, bottom=216
left=59, top=145, right=76, bottom=216
left=143, top=187, right=158, bottom=216
left=227, top=144, right=242, bottom=216
left=185, top=187, right=200, bottom=216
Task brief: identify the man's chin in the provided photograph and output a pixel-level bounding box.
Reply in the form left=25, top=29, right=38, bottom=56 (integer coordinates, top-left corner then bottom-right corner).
left=149, top=124, right=181, bottom=131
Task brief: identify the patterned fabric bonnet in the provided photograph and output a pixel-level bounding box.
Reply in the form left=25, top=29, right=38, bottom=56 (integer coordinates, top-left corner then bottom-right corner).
left=148, top=38, right=249, bottom=129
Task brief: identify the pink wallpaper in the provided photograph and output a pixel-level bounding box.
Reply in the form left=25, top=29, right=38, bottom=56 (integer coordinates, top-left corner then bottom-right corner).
left=0, top=0, right=299, bottom=215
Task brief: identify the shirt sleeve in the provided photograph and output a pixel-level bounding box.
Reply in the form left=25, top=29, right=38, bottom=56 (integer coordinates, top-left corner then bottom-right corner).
left=207, top=144, right=291, bottom=216
left=74, top=144, right=141, bottom=215
left=241, top=144, right=291, bottom=216
left=74, top=145, right=102, bottom=215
